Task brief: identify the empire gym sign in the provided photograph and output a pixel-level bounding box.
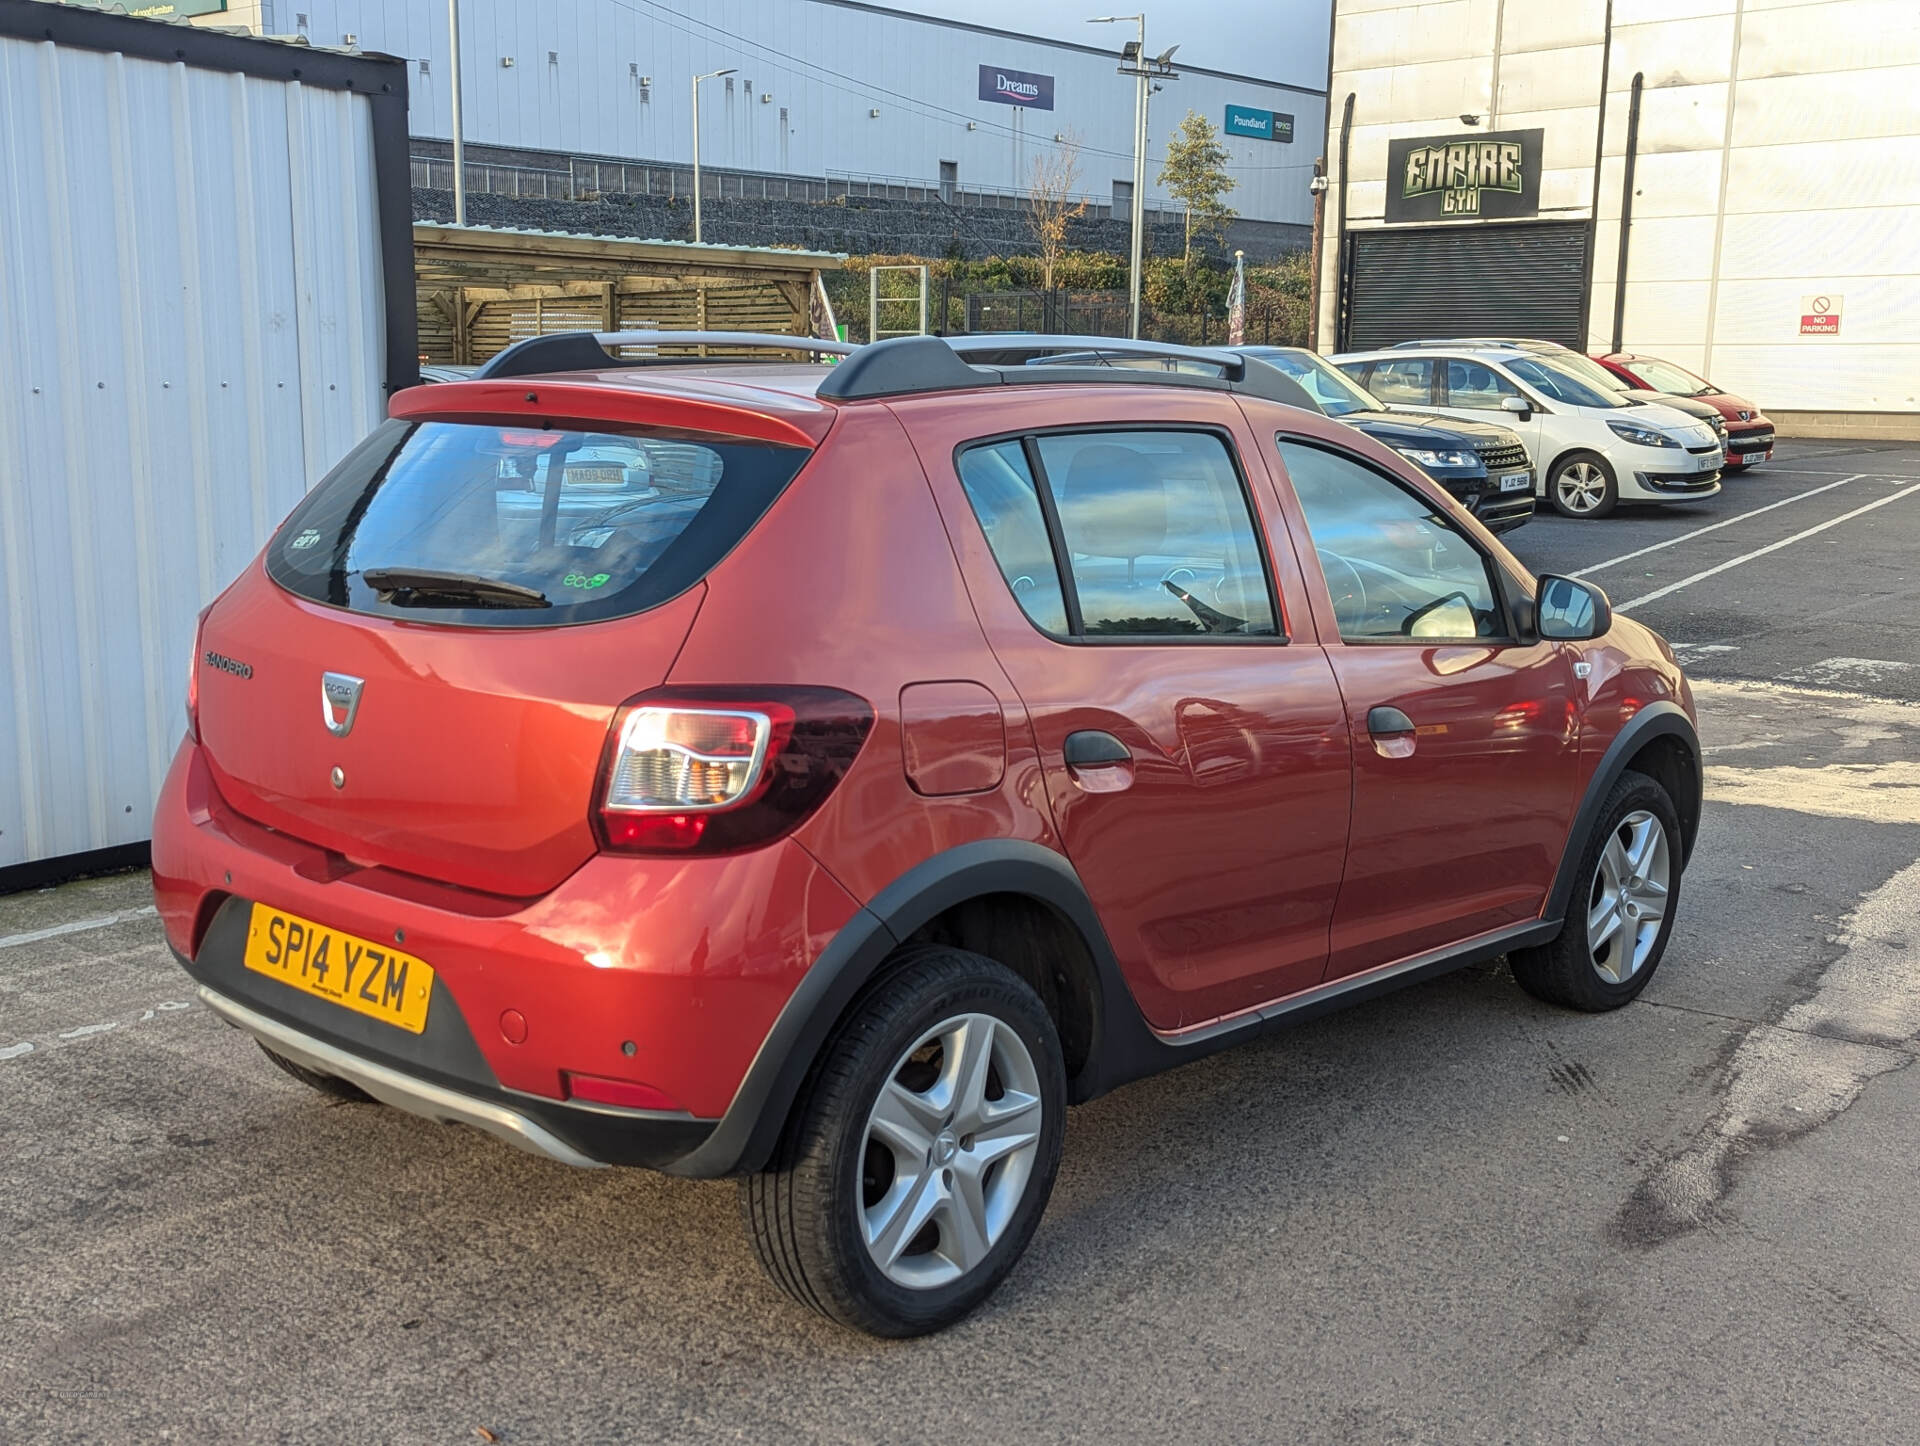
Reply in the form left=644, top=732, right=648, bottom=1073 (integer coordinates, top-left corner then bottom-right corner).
left=1385, top=128, right=1544, bottom=223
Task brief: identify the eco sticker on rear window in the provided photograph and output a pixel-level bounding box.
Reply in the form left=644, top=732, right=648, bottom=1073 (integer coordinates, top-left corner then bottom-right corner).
left=563, top=572, right=612, bottom=591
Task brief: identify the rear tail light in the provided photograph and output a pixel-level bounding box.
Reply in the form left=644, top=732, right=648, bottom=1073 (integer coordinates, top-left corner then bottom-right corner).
left=185, top=606, right=210, bottom=743
left=594, top=686, right=874, bottom=855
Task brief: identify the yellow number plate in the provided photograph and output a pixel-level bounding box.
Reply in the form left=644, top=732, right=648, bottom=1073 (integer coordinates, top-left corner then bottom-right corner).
left=242, top=903, right=434, bottom=1034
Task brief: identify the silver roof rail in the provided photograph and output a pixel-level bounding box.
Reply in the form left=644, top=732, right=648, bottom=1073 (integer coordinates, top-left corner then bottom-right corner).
left=469, top=328, right=1316, bottom=412
left=475, top=329, right=852, bottom=380
left=592, top=330, right=856, bottom=356
left=942, top=333, right=1252, bottom=370
left=817, top=334, right=1318, bottom=410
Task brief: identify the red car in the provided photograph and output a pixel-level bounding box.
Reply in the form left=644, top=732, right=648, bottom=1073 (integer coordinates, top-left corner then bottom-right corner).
left=153, top=332, right=1702, bottom=1336
left=1593, top=353, right=1775, bottom=469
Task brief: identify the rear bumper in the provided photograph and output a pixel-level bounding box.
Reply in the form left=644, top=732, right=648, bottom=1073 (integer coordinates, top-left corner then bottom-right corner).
left=152, top=739, right=862, bottom=1170
left=196, top=982, right=706, bottom=1169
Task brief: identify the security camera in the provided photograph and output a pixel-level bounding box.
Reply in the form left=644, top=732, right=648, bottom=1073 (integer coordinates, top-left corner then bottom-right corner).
left=1308, top=175, right=1331, bottom=195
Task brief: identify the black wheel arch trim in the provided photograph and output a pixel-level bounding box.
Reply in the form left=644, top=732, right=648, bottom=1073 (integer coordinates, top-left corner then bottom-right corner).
left=667, top=839, right=1152, bottom=1178
left=1545, top=699, right=1702, bottom=924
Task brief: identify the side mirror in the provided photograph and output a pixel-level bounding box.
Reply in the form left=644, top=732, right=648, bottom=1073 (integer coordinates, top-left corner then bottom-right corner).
left=1536, top=575, right=1611, bottom=641
left=1501, top=394, right=1534, bottom=420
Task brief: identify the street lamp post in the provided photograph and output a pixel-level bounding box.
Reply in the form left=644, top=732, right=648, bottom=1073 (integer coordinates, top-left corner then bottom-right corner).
left=691, top=67, right=736, bottom=244
left=448, top=0, right=465, bottom=225
left=1090, top=16, right=1175, bottom=339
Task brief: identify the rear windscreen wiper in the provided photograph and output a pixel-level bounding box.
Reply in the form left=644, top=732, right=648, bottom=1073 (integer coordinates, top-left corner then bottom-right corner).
left=359, top=567, right=551, bottom=609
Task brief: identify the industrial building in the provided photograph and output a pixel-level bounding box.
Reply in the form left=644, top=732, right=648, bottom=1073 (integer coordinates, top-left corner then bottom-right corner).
left=178, top=0, right=1327, bottom=229
left=1316, top=0, right=1919, bottom=434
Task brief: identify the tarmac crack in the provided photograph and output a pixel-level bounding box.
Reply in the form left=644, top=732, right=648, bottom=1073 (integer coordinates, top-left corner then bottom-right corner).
left=1615, top=858, right=1920, bottom=1248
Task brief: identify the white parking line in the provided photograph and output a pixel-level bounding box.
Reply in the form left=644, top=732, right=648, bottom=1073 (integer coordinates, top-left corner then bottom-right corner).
left=1617, top=480, right=1920, bottom=613
left=0, top=998, right=195, bottom=1065
left=0, top=905, right=158, bottom=951
left=1573, top=474, right=1866, bottom=579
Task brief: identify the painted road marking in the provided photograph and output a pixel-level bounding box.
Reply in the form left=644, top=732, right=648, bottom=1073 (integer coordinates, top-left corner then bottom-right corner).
left=0, top=998, right=194, bottom=1065
left=1573, top=474, right=1866, bottom=579
left=0, top=904, right=157, bottom=951
left=1617, top=481, right=1920, bottom=613
left=1781, top=657, right=1919, bottom=689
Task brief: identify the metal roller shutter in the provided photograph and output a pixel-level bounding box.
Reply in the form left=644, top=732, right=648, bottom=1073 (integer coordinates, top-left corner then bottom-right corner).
left=1343, top=221, right=1592, bottom=351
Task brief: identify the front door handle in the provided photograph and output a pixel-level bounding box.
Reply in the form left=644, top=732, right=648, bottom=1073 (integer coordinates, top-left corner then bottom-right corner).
left=1366, top=706, right=1417, bottom=759
left=1367, top=706, right=1415, bottom=735
left=1064, top=730, right=1131, bottom=766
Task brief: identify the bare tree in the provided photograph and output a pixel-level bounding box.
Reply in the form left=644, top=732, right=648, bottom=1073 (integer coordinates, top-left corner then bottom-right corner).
left=1026, top=132, right=1088, bottom=291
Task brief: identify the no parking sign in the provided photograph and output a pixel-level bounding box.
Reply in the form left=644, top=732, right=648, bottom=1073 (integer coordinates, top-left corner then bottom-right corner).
left=1800, top=294, right=1843, bottom=335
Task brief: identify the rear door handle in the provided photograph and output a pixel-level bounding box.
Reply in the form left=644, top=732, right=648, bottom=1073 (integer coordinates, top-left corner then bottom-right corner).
left=1063, top=730, right=1131, bottom=766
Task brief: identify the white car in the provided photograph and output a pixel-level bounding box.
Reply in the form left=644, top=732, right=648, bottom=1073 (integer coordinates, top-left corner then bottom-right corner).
left=1331, top=344, right=1723, bottom=518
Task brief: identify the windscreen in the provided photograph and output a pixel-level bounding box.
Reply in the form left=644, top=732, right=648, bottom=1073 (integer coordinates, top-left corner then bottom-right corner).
left=1506, top=357, right=1632, bottom=410
left=1250, top=350, right=1377, bottom=417
left=266, top=420, right=810, bottom=627
left=1628, top=357, right=1715, bottom=396
left=1546, top=351, right=1634, bottom=395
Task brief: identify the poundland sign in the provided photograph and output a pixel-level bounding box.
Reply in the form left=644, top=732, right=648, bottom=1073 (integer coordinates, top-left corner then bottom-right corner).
left=1225, top=104, right=1293, bottom=144
left=1386, top=128, right=1544, bottom=222
left=978, top=65, right=1055, bottom=110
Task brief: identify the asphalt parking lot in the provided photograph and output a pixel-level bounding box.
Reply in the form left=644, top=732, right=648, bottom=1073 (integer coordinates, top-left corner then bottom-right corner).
left=5, top=439, right=1920, bottom=1444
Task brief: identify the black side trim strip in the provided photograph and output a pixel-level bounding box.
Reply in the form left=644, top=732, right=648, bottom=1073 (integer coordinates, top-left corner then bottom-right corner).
left=675, top=839, right=1573, bottom=1177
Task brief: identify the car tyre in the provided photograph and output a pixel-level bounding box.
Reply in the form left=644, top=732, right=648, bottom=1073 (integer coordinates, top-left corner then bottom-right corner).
left=257, top=1040, right=375, bottom=1102
left=1510, top=771, right=1682, bottom=1011
left=740, top=944, right=1066, bottom=1337
left=1548, top=451, right=1619, bottom=519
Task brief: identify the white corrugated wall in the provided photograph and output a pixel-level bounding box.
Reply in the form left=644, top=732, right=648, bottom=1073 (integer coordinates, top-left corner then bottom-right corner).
left=0, top=32, right=387, bottom=869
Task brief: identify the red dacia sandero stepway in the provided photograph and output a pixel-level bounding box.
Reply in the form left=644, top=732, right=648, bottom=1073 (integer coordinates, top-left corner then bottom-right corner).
left=153, top=333, right=1701, bottom=1336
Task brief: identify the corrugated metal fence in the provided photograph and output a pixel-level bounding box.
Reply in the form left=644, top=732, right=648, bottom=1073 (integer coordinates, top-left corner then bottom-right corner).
left=0, top=6, right=414, bottom=876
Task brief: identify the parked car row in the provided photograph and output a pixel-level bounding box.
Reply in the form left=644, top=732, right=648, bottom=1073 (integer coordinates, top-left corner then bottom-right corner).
left=1324, top=338, right=1772, bottom=520
left=1593, top=353, right=1776, bottom=467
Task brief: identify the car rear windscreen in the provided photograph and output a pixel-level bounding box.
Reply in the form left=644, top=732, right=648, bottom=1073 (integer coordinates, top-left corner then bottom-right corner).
left=266, top=420, right=810, bottom=627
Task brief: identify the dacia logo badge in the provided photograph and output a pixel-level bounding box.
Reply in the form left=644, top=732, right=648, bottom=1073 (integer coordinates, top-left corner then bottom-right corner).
left=321, top=672, right=365, bottom=738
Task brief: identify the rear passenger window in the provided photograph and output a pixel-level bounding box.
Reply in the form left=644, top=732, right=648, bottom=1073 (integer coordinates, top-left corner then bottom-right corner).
left=956, top=430, right=1278, bottom=640
left=1367, top=359, right=1435, bottom=405
left=955, top=442, right=1071, bottom=634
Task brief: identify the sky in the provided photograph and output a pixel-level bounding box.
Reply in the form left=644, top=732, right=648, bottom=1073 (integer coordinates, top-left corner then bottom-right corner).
left=888, top=0, right=1333, bottom=93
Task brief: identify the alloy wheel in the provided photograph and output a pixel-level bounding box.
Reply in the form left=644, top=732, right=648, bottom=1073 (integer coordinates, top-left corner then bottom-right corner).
left=1556, top=461, right=1609, bottom=514
left=1586, top=809, right=1671, bottom=984
left=858, top=1012, right=1043, bottom=1290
